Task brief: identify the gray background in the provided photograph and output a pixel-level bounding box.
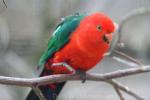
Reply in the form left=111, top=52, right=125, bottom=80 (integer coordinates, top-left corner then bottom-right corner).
left=0, top=0, right=150, bottom=100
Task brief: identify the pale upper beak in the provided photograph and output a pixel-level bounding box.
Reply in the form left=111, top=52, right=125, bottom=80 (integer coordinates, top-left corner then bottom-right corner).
left=103, top=34, right=112, bottom=44
left=114, top=22, right=119, bottom=31
left=103, top=22, right=118, bottom=44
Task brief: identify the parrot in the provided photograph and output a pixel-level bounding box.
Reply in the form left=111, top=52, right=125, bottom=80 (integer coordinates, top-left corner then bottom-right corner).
left=26, top=12, right=115, bottom=100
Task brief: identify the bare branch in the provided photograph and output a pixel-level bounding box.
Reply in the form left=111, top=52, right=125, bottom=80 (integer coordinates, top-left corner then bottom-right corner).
left=117, top=7, right=150, bottom=47
left=113, top=86, right=125, bottom=100
left=0, top=65, right=149, bottom=86
left=113, top=50, right=143, bottom=66
left=108, top=80, right=125, bottom=100
left=107, top=79, right=144, bottom=100
left=2, top=0, right=7, bottom=8
left=0, top=65, right=149, bottom=99
left=32, top=87, right=46, bottom=100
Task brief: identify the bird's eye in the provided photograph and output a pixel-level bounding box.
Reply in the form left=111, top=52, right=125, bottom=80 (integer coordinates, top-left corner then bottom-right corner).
left=97, top=25, right=102, bottom=31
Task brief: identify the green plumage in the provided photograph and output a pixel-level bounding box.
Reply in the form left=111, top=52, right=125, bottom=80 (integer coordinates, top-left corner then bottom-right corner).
left=38, top=13, right=85, bottom=69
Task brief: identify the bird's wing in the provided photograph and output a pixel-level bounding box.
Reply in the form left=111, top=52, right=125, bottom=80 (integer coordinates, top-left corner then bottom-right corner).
left=38, top=13, right=84, bottom=70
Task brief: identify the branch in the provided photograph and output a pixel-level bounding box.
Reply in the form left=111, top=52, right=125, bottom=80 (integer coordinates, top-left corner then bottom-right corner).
left=0, top=65, right=149, bottom=86
left=0, top=65, right=149, bottom=99
left=108, top=79, right=125, bottom=100
left=107, top=79, right=144, bottom=100
left=2, top=0, right=7, bottom=8
left=117, top=7, right=150, bottom=48
left=113, top=85, right=125, bottom=100
left=113, top=50, right=143, bottom=66
left=32, top=86, right=46, bottom=100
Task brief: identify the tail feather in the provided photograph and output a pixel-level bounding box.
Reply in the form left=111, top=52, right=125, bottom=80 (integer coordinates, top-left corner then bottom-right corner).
left=26, top=68, right=66, bottom=100
left=26, top=82, right=65, bottom=100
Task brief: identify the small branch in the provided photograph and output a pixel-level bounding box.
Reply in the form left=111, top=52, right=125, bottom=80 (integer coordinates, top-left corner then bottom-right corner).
left=107, top=79, right=125, bottom=100
left=117, top=7, right=150, bottom=47
left=2, top=0, right=7, bottom=8
left=0, top=65, right=149, bottom=86
left=107, top=79, right=144, bottom=100
left=32, top=86, right=46, bottom=100
left=113, top=50, right=143, bottom=66
left=113, top=86, right=125, bottom=100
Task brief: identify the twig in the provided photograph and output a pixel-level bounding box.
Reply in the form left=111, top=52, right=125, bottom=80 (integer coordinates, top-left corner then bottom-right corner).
left=2, top=0, right=7, bottom=8
left=32, top=86, right=46, bottom=100
left=107, top=79, right=144, bottom=100
left=107, top=79, right=125, bottom=100
left=117, top=7, right=150, bottom=47
left=113, top=50, right=143, bottom=66
left=113, top=85, right=125, bottom=100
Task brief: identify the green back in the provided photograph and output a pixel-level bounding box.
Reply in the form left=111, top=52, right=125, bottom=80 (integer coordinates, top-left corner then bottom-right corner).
left=38, top=13, right=85, bottom=69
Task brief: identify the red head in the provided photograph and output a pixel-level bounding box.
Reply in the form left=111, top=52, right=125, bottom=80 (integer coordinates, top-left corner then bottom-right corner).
left=79, top=12, right=115, bottom=43
left=72, top=12, right=115, bottom=52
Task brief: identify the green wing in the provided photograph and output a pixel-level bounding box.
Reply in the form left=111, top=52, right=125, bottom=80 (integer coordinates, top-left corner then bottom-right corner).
left=38, top=13, right=85, bottom=69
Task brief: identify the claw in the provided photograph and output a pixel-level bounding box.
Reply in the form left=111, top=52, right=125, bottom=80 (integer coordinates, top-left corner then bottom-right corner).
left=52, top=62, right=75, bottom=73
left=52, top=63, right=87, bottom=83
left=76, top=70, right=86, bottom=83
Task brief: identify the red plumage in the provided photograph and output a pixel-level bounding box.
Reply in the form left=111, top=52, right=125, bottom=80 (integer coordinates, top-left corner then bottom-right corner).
left=45, top=12, right=115, bottom=74
left=26, top=12, right=115, bottom=100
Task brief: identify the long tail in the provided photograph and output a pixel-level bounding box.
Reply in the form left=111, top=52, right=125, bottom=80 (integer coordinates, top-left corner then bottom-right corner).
left=26, top=68, right=66, bottom=100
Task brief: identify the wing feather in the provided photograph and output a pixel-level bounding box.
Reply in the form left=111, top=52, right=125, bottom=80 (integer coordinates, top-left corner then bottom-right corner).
left=38, top=14, right=84, bottom=69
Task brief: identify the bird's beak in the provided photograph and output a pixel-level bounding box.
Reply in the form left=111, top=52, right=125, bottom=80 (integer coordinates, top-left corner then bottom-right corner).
left=103, top=34, right=112, bottom=44
left=114, top=22, right=118, bottom=31
left=103, top=22, right=118, bottom=44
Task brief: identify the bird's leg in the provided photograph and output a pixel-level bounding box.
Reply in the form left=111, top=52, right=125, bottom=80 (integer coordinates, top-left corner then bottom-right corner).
left=75, top=70, right=86, bottom=83
left=52, top=62, right=75, bottom=73
left=52, top=62, right=86, bottom=83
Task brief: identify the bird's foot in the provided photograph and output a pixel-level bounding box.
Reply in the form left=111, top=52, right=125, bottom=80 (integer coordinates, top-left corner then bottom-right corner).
left=52, top=62, right=75, bottom=73
left=76, top=70, right=86, bottom=83
left=52, top=62, right=86, bottom=83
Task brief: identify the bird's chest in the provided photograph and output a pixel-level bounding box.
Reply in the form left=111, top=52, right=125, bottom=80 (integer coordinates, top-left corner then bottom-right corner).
left=53, top=40, right=107, bottom=71
left=66, top=49, right=102, bottom=71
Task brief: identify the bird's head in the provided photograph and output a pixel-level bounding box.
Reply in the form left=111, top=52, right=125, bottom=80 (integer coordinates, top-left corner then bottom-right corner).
left=78, top=12, right=116, bottom=46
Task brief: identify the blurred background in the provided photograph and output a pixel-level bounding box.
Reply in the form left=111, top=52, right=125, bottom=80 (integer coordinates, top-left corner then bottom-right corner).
left=0, top=0, right=150, bottom=100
